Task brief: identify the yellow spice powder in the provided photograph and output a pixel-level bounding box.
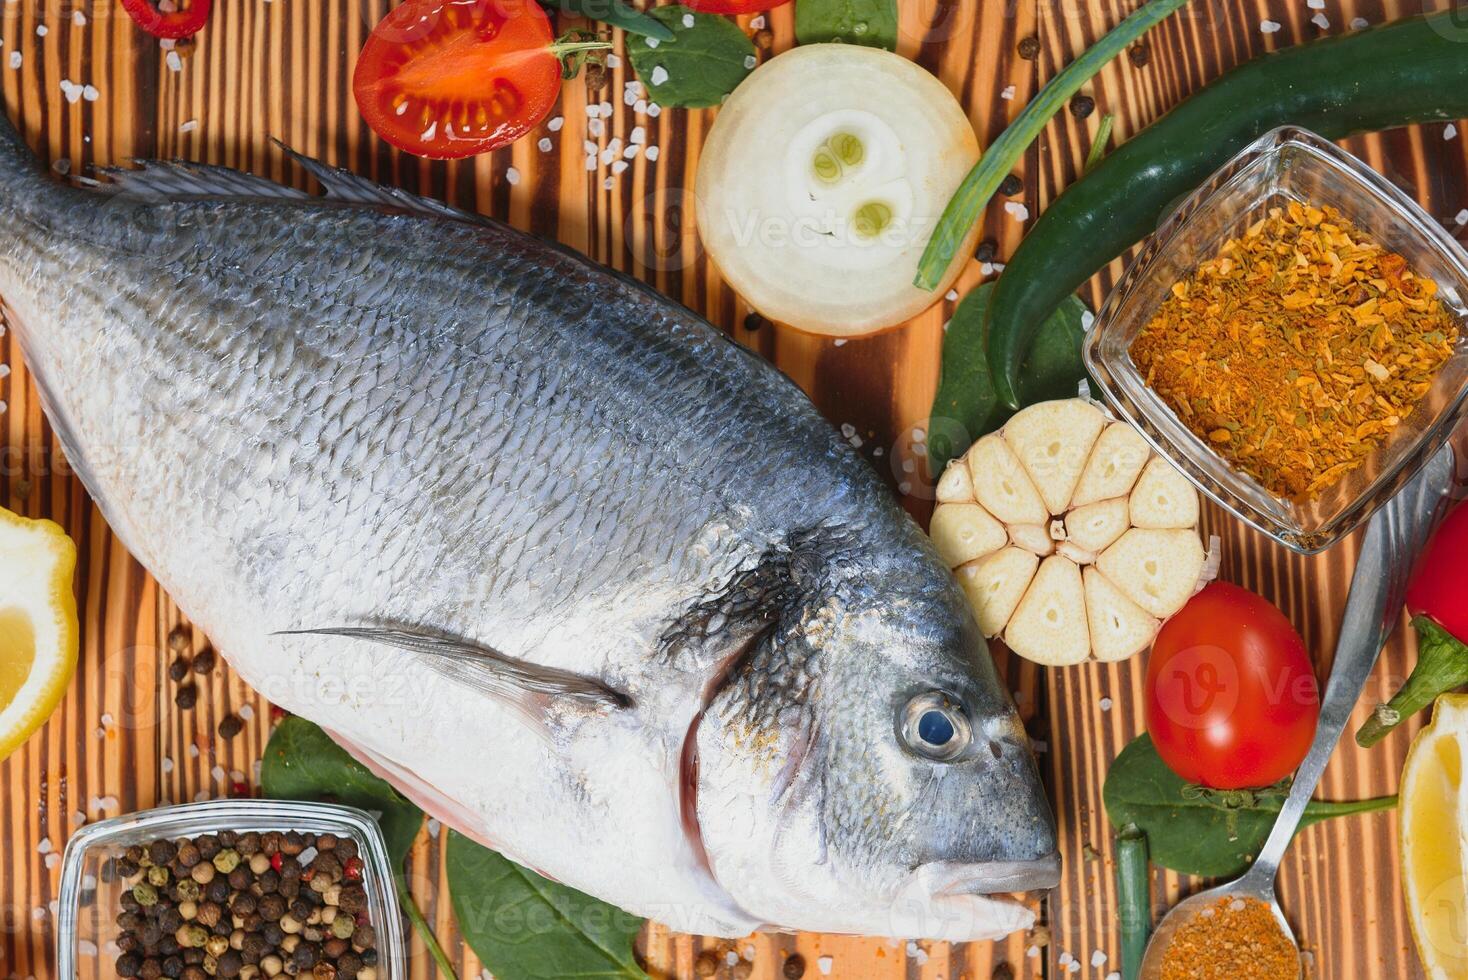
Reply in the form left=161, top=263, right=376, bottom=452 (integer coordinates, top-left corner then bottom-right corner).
left=1159, top=896, right=1298, bottom=980
left=1130, top=202, right=1458, bottom=500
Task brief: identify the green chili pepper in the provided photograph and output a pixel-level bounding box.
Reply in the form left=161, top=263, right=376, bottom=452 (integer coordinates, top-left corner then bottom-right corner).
left=986, top=11, right=1468, bottom=410
left=1115, top=826, right=1151, bottom=980
left=1357, top=617, right=1468, bottom=747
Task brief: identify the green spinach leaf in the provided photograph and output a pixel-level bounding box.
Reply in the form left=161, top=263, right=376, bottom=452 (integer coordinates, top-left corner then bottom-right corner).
left=261, top=716, right=424, bottom=865
left=446, top=831, right=647, bottom=980
left=542, top=0, right=674, bottom=40
left=794, top=0, right=898, bottom=49
left=1103, top=735, right=1396, bottom=878
left=628, top=5, right=756, bottom=108
left=927, top=282, right=1090, bottom=474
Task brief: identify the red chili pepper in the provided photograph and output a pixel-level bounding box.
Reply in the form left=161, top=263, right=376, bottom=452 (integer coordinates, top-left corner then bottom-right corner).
left=229, top=781, right=250, bottom=798
left=1357, top=499, right=1468, bottom=746
left=301, top=867, right=316, bottom=883
left=270, top=705, right=288, bottom=723
left=119, top=0, right=212, bottom=38
left=343, top=857, right=363, bottom=882
left=270, top=853, right=284, bottom=872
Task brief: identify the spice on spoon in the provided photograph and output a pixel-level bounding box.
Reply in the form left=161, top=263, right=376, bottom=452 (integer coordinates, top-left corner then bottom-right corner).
left=1159, top=896, right=1297, bottom=980
left=1130, top=202, right=1458, bottom=500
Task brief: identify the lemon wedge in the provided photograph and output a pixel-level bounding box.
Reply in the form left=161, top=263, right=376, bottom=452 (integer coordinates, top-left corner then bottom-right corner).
left=1401, top=693, right=1468, bottom=979
left=0, top=507, right=78, bottom=761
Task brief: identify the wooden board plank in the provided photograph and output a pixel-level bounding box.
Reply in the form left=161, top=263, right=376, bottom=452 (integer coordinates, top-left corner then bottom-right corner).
left=2, top=2, right=1465, bottom=979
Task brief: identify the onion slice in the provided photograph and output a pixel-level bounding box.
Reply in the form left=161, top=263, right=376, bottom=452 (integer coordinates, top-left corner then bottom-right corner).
left=695, top=44, right=979, bottom=337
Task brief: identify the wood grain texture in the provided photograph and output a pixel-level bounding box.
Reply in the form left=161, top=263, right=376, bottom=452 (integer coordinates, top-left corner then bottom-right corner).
left=2, top=1, right=1466, bottom=978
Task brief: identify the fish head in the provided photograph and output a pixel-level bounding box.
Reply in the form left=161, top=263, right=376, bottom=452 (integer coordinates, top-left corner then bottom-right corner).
left=689, top=553, right=1059, bottom=940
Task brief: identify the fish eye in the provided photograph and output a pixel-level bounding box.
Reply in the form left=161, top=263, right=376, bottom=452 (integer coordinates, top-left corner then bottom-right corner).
left=899, top=692, right=972, bottom=762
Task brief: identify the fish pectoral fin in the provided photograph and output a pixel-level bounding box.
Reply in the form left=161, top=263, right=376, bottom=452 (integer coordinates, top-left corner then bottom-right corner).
left=274, top=626, right=632, bottom=713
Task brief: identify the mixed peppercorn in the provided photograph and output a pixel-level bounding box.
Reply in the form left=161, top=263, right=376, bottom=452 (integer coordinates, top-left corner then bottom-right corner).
left=106, top=831, right=377, bottom=980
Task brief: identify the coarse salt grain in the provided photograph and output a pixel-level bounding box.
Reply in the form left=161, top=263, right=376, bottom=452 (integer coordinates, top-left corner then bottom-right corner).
left=73, top=10, right=86, bottom=25
left=1446, top=124, right=1458, bottom=141
left=1058, top=952, right=1072, bottom=967
left=645, top=145, right=659, bottom=162
left=588, top=117, right=604, bottom=137
left=645, top=37, right=659, bottom=47
left=1351, top=16, right=1369, bottom=28
left=547, top=115, right=564, bottom=131
left=602, top=176, right=614, bottom=190
left=427, top=818, right=441, bottom=838
left=211, top=765, right=226, bottom=782
left=622, top=144, right=640, bottom=159
left=1004, top=201, right=1030, bottom=221
left=1100, top=697, right=1113, bottom=711
left=682, top=13, right=694, bottom=27
left=743, top=55, right=757, bottom=69
left=239, top=704, right=254, bottom=721
left=833, top=338, right=847, bottom=347
left=630, top=125, right=646, bottom=144
left=505, top=167, right=520, bottom=185
left=7, top=52, right=18, bottom=70
left=180, top=119, right=199, bottom=133
left=36, top=838, right=52, bottom=855
left=1260, top=19, right=1281, bottom=33
left=188, top=744, right=200, bottom=758
left=0, top=364, right=9, bottom=378
left=750, top=14, right=765, bottom=27
left=1311, top=13, right=1329, bottom=29
left=1455, top=209, right=1468, bottom=226
left=724, top=951, right=739, bottom=966
left=162, top=757, right=174, bottom=773
left=35, top=24, right=47, bottom=35
left=1307, top=0, right=1324, bottom=7
left=585, top=156, right=597, bottom=171
left=1000, top=84, right=1016, bottom=100
left=647, top=102, right=661, bottom=117
left=605, top=53, right=621, bottom=68
left=584, top=139, right=598, bottom=156
left=1106, top=973, right=1121, bottom=980
left=945, top=289, right=958, bottom=301
left=538, top=137, right=553, bottom=152
left=816, top=956, right=833, bottom=975
left=599, top=147, right=615, bottom=165
left=166, top=50, right=182, bottom=71
left=1091, top=950, right=1107, bottom=968
left=611, top=160, right=628, bottom=175
left=78, top=941, right=98, bottom=957
left=650, top=65, right=669, bottom=86
left=45, top=854, right=60, bottom=870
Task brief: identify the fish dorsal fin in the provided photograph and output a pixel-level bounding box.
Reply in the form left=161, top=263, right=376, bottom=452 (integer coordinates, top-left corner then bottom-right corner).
left=275, top=626, right=632, bottom=719
left=91, top=159, right=314, bottom=202
left=271, top=140, right=487, bottom=224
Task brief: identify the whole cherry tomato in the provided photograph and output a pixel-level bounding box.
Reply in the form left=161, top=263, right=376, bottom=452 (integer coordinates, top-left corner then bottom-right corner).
left=353, top=0, right=573, bottom=160
left=1145, top=582, right=1319, bottom=789
left=685, top=0, right=791, bottom=14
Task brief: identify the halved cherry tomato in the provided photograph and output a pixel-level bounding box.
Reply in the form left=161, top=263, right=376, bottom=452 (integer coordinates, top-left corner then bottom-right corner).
left=120, top=0, right=211, bottom=38
left=685, top=0, right=790, bottom=14
left=1145, top=582, right=1320, bottom=790
left=353, top=0, right=564, bottom=160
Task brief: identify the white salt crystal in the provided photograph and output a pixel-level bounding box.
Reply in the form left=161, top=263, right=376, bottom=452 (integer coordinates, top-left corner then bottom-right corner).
left=505, top=167, right=520, bottom=185
left=645, top=145, right=659, bottom=162
left=650, top=65, right=669, bottom=86
left=547, top=115, right=564, bottom=131
left=1260, top=19, right=1281, bottom=33
left=538, top=137, right=553, bottom=152
left=1004, top=201, right=1030, bottom=221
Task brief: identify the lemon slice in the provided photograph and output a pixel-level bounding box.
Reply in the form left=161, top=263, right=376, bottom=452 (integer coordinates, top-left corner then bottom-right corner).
left=1401, top=693, right=1468, bottom=979
left=0, top=507, right=78, bottom=761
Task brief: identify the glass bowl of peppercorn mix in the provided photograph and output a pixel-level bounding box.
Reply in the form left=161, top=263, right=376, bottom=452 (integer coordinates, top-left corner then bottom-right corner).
left=1086, top=126, right=1468, bottom=554
left=55, top=799, right=404, bottom=980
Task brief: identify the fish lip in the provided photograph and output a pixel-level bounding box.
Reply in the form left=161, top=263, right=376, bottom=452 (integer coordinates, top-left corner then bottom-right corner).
left=921, top=855, right=1062, bottom=897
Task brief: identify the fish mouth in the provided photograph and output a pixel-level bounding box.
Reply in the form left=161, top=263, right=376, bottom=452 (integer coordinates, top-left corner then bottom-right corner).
left=919, top=856, right=1062, bottom=897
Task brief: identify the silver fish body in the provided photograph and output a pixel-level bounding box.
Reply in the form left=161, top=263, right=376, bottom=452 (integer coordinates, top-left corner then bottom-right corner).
left=0, top=117, right=1058, bottom=939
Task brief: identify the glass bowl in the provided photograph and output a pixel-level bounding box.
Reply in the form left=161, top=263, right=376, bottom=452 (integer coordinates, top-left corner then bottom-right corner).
left=55, top=800, right=405, bottom=980
left=1085, top=126, right=1468, bottom=554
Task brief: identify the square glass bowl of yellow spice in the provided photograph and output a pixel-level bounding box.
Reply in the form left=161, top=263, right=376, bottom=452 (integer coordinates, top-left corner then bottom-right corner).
left=1086, top=126, right=1468, bottom=554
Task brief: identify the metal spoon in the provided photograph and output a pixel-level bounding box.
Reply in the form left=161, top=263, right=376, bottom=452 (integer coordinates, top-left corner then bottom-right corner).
left=1138, top=442, right=1458, bottom=980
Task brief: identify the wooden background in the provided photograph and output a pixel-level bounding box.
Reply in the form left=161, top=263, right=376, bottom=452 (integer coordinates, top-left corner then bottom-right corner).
left=2, top=0, right=1466, bottom=977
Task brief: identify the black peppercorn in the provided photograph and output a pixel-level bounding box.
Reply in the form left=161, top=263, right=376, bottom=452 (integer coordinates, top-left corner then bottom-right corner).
left=351, top=925, right=375, bottom=951
left=974, top=239, right=998, bottom=263
left=231, top=893, right=258, bottom=916
left=289, top=900, right=313, bottom=923
left=216, top=950, right=243, bottom=979
left=360, top=948, right=377, bottom=967
left=277, top=879, right=300, bottom=901
left=141, top=957, right=164, bottom=980
left=174, top=684, right=198, bottom=709
left=292, top=944, right=318, bottom=970
left=336, top=887, right=365, bottom=916
left=783, top=953, right=806, bottom=979
left=337, top=954, right=361, bottom=978
left=237, top=833, right=261, bottom=857
left=168, top=657, right=191, bottom=682
left=182, top=967, right=206, bottom=980
left=262, top=922, right=285, bottom=947
left=193, top=647, right=217, bottom=674
left=196, top=836, right=221, bottom=861
left=1017, top=34, right=1039, bottom=59
left=240, top=933, right=268, bottom=962
left=261, top=833, right=283, bottom=857
left=163, top=956, right=185, bottom=979
left=1128, top=42, right=1150, bottom=67
left=118, top=952, right=144, bottom=977
left=217, top=831, right=238, bottom=848
left=207, top=879, right=231, bottom=904
left=257, top=870, right=279, bottom=895
left=183, top=949, right=205, bottom=967
left=1069, top=94, right=1095, bottom=119
left=218, top=715, right=244, bottom=739
left=281, top=833, right=305, bottom=856
left=160, top=907, right=185, bottom=933
left=334, top=839, right=357, bottom=862
left=119, top=858, right=142, bottom=880
left=177, top=842, right=202, bottom=867
left=997, top=174, right=1022, bottom=197
left=228, top=867, right=252, bottom=892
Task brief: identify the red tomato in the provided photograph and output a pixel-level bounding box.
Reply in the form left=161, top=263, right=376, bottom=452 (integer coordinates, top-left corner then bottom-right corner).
left=685, top=0, right=791, bottom=14
left=120, top=0, right=211, bottom=38
left=1145, top=582, right=1319, bottom=790
left=1406, top=500, right=1468, bottom=646
left=353, top=0, right=562, bottom=160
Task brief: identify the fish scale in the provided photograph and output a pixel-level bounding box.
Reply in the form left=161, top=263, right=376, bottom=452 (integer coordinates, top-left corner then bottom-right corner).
left=0, top=115, right=1057, bottom=939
